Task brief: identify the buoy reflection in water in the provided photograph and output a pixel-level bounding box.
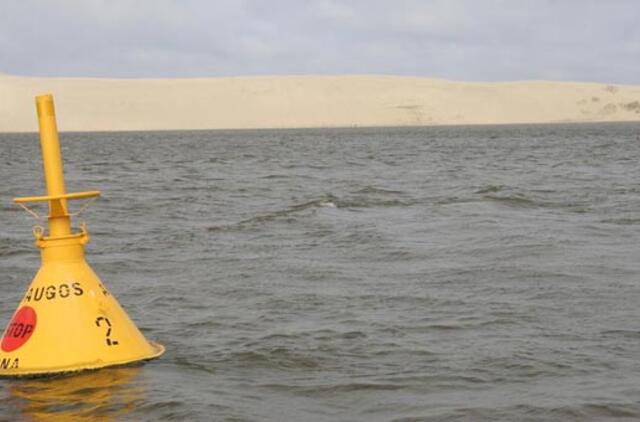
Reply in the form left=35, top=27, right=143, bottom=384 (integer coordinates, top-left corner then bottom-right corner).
left=6, top=366, right=144, bottom=421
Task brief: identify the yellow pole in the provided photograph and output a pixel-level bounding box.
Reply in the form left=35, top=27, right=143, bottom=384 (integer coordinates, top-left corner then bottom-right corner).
left=35, top=94, right=71, bottom=238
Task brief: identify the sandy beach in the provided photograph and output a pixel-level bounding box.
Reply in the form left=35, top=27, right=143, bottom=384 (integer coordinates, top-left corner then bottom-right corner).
left=1, top=73, right=639, bottom=132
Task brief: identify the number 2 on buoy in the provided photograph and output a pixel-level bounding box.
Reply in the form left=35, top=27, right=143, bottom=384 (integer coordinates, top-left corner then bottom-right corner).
left=95, top=316, right=119, bottom=346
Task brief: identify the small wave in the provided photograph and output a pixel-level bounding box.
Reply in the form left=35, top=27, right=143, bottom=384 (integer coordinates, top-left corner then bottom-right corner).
left=601, top=217, right=640, bottom=225
left=242, top=197, right=335, bottom=224
left=424, top=322, right=469, bottom=331
left=354, top=186, right=406, bottom=195
left=207, top=192, right=412, bottom=233
left=337, top=198, right=414, bottom=208
left=260, top=174, right=290, bottom=180
left=261, top=382, right=405, bottom=394
left=473, top=185, right=561, bottom=209
left=172, top=358, right=217, bottom=375
left=415, top=318, right=502, bottom=332
left=475, top=184, right=505, bottom=194
left=207, top=188, right=417, bottom=232
left=287, top=195, right=339, bottom=212
left=0, top=238, right=31, bottom=257
left=483, top=194, right=537, bottom=207
left=207, top=195, right=338, bottom=231
left=435, top=197, right=478, bottom=206
left=600, top=329, right=640, bottom=338
left=224, top=347, right=322, bottom=370
left=542, top=403, right=640, bottom=419
left=342, top=185, right=415, bottom=208
left=206, top=224, right=236, bottom=233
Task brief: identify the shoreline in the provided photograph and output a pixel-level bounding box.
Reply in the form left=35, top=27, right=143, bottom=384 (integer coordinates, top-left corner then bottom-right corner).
left=3, top=120, right=639, bottom=136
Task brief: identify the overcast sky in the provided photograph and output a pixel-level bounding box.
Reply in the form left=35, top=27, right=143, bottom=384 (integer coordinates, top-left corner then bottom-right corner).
left=1, top=0, right=639, bottom=84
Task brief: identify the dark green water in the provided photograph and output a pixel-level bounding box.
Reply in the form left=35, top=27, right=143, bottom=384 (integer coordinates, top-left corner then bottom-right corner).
left=1, top=124, right=640, bottom=421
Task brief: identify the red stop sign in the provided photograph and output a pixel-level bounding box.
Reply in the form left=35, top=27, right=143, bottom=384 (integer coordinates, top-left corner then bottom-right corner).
left=1, top=306, right=37, bottom=352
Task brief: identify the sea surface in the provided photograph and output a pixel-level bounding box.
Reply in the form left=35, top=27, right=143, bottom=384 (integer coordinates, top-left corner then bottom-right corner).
left=1, top=124, right=640, bottom=421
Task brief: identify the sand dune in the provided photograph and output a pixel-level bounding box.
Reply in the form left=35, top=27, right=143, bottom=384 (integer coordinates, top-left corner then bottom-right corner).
left=1, top=73, right=639, bottom=132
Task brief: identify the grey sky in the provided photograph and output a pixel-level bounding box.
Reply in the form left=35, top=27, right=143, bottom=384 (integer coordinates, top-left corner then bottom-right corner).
left=1, top=0, right=639, bottom=83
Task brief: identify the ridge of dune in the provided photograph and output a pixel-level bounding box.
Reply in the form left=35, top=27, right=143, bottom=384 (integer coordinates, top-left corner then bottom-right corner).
left=1, top=73, right=639, bottom=132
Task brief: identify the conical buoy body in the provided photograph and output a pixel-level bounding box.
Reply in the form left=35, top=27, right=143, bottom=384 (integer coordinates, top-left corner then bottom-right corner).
left=0, top=95, right=163, bottom=377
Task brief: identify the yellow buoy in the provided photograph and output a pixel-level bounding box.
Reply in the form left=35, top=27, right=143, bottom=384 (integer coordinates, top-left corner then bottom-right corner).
left=0, top=94, right=164, bottom=377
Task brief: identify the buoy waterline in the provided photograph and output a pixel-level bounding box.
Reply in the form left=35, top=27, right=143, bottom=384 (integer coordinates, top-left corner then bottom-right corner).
left=0, top=94, right=164, bottom=377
